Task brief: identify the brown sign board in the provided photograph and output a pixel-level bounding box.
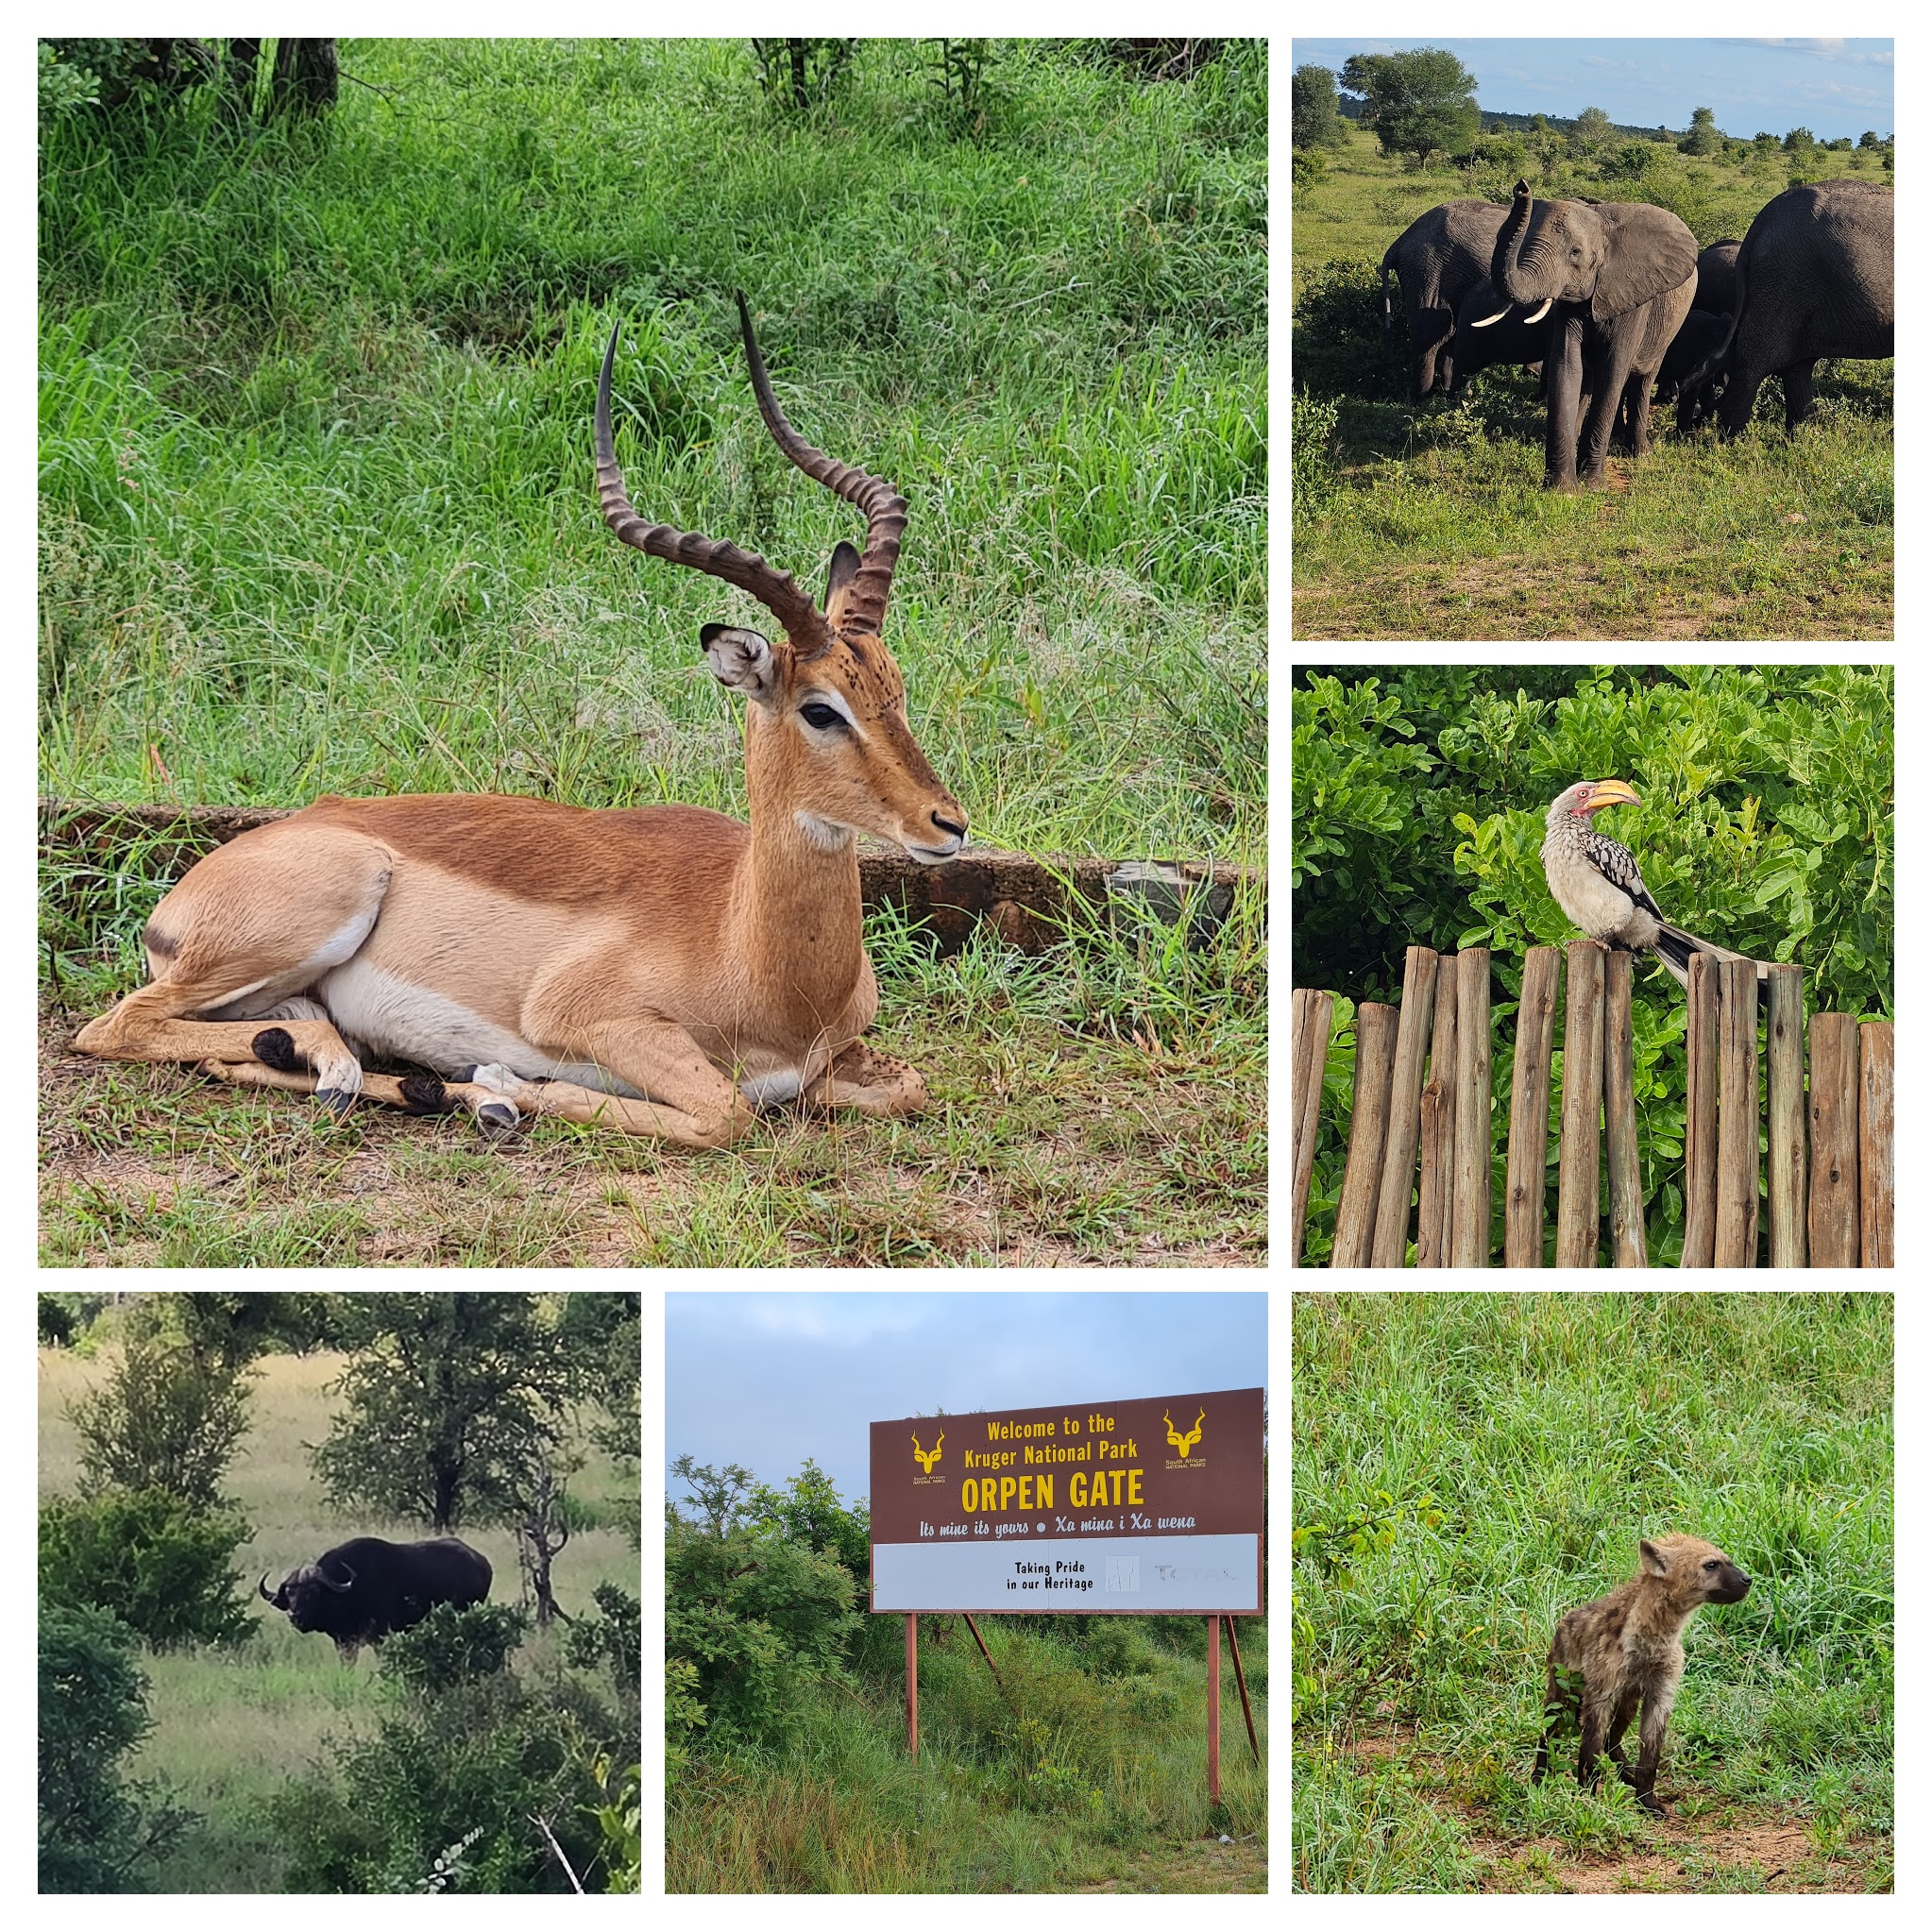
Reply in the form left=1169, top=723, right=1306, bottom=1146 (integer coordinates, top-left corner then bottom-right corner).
left=869, top=1386, right=1263, bottom=1615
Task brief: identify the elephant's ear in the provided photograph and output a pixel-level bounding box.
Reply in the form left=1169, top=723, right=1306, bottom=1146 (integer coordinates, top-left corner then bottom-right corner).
left=1591, top=204, right=1698, bottom=322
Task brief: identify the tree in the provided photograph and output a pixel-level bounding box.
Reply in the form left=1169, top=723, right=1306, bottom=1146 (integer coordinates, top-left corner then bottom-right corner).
left=66, top=1298, right=254, bottom=1511
left=1292, top=63, right=1345, bottom=148
left=314, top=1295, right=576, bottom=1533
left=1858, top=129, right=1883, bottom=149
left=1340, top=48, right=1480, bottom=165
left=1569, top=105, right=1614, bottom=149
left=1783, top=126, right=1815, bottom=151
left=1680, top=106, right=1722, bottom=156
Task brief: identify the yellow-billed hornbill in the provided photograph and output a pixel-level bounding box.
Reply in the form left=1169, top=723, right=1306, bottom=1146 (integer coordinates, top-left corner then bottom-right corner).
left=1541, top=781, right=1767, bottom=999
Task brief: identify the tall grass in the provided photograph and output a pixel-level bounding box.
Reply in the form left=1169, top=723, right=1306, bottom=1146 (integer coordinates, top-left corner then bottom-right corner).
left=669, top=1614, right=1267, bottom=1892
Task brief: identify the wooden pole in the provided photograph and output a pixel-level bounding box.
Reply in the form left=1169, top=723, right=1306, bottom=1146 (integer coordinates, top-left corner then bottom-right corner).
left=1225, top=1613, right=1261, bottom=1765
left=906, top=1614, right=918, bottom=1761
left=1331, top=1002, right=1398, bottom=1267
left=1207, top=1614, right=1222, bottom=1805
left=1416, top=1081, right=1448, bottom=1269
left=1808, top=1012, right=1860, bottom=1268
left=1765, top=964, right=1807, bottom=1268
left=1859, top=1021, right=1894, bottom=1268
left=1504, top=945, right=1560, bottom=1267
left=1555, top=941, right=1604, bottom=1267
left=1422, top=963, right=1460, bottom=1266
left=1602, top=951, right=1646, bottom=1267
left=962, top=1611, right=1005, bottom=1689
left=1681, top=952, right=1719, bottom=1268
left=1714, top=959, right=1761, bottom=1266
left=1371, top=947, right=1440, bottom=1266
left=1291, top=989, right=1334, bottom=1265
left=1450, top=948, right=1492, bottom=1267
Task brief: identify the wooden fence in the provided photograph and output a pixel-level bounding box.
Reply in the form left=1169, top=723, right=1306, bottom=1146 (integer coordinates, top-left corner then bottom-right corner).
left=1292, top=942, right=1892, bottom=1269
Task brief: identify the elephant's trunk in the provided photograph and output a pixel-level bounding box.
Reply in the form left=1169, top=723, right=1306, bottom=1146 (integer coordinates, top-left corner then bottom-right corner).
left=1494, top=179, right=1541, bottom=309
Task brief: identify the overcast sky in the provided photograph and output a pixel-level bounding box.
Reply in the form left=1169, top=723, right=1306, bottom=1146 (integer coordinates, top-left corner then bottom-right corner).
left=1292, top=38, right=1893, bottom=143
left=665, top=1292, right=1267, bottom=1511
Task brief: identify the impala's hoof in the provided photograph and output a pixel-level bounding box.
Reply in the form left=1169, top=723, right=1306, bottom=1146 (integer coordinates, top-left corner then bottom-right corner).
left=316, top=1087, right=357, bottom=1118
left=478, top=1100, right=520, bottom=1135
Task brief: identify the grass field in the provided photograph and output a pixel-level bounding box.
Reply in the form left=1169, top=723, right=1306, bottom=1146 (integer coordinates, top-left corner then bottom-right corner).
left=38, top=38, right=1266, bottom=1266
left=1291, top=127, right=1892, bottom=639
left=1292, top=1293, right=1893, bottom=1894
left=39, top=1342, right=638, bottom=1892
left=669, top=1611, right=1267, bottom=1892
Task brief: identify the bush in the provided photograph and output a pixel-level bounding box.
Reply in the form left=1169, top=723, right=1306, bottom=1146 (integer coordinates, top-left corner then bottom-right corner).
left=1291, top=256, right=1389, bottom=400
left=1292, top=147, right=1328, bottom=187
left=564, top=1583, right=642, bottom=1735
left=1292, top=394, right=1342, bottom=521
left=41, top=1487, right=253, bottom=1650
left=39, top=1602, right=186, bottom=1891
left=379, top=1602, right=528, bottom=1693
left=267, top=1674, right=621, bottom=1892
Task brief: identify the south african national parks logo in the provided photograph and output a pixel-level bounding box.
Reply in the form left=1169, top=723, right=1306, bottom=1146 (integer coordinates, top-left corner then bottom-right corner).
left=1163, top=1405, right=1206, bottom=1469
left=910, top=1430, right=944, bottom=1485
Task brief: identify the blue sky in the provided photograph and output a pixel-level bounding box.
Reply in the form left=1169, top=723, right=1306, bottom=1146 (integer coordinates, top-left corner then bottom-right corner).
left=1292, top=39, right=1893, bottom=143
left=664, top=1292, right=1267, bottom=1512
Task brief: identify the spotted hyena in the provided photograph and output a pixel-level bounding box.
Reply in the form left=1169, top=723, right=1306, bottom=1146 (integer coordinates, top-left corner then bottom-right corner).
left=1532, top=1534, right=1752, bottom=1815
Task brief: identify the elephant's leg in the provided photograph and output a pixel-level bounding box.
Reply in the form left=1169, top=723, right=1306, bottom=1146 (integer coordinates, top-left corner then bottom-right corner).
left=1544, top=316, right=1585, bottom=489
left=1576, top=349, right=1630, bottom=485
left=1781, top=359, right=1818, bottom=432
left=1623, top=371, right=1656, bottom=459
left=1719, top=349, right=1763, bottom=438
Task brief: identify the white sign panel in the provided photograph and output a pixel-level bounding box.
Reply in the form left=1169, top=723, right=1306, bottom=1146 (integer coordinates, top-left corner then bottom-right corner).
left=873, top=1534, right=1260, bottom=1614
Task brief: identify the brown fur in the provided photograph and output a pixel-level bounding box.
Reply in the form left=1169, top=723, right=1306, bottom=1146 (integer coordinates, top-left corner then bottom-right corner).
left=1532, top=1534, right=1751, bottom=1815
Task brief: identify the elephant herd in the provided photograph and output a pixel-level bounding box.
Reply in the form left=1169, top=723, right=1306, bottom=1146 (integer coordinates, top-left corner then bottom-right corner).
left=1379, top=178, right=1893, bottom=489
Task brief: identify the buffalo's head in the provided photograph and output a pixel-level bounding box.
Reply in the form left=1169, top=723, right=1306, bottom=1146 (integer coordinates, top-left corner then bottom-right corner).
left=258, top=1557, right=358, bottom=1633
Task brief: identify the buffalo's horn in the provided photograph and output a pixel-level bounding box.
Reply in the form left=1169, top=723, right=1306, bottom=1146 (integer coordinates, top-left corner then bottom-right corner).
left=1471, top=308, right=1510, bottom=329
left=258, top=1571, right=277, bottom=1602
left=320, top=1563, right=356, bottom=1592
left=1524, top=297, right=1553, bottom=323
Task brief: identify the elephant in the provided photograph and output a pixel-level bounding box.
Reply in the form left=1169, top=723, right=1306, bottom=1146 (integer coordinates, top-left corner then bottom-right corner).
left=1694, top=240, right=1740, bottom=318
left=1448, top=277, right=1545, bottom=396
left=1657, top=308, right=1731, bottom=432
left=1381, top=199, right=1512, bottom=400
left=1481, top=178, right=1697, bottom=488
left=1699, top=180, right=1892, bottom=436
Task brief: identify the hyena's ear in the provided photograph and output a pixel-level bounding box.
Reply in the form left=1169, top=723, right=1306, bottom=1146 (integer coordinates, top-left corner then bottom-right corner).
left=1639, top=1538, right=1669, bottom=1576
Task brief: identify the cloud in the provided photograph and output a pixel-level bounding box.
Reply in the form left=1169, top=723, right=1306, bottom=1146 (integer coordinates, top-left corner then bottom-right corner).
left=1719, top=38, right=1893, bottom=67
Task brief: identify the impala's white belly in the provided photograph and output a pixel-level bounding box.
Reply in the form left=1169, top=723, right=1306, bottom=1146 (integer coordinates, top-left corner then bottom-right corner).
left=314, top=958, right=646, bottom=1097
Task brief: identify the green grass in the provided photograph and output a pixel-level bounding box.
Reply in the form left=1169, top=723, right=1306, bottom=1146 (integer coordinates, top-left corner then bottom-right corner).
left=39, top=1344, right=639, bottom=1892
left=1292, top=127, right=1891, bottom=638
left=1292, top=1293, right=1893, bottom=1894
left=669, top=1615, right=1266, bottom=1892
left=38, top=38, right=1267, bottom=1266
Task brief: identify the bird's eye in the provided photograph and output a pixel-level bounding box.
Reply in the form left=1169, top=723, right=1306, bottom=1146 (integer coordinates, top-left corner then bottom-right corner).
left=800, top=703, right=844, bottom=731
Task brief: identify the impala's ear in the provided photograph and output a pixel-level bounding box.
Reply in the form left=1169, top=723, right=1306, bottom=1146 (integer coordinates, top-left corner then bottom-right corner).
left=701, top=623, right=782, bottom=706
left=822, top=540, right=861, bottom=626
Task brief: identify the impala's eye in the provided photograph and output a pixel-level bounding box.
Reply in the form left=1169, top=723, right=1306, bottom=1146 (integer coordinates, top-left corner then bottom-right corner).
left=801, top=703, right=844, bottom=731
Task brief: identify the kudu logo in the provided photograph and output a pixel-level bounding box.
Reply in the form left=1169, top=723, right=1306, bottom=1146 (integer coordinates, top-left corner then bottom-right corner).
left=1163, top=1406, right=1206, bottom=1468
left=910, top=1431, right=944, bottom=1480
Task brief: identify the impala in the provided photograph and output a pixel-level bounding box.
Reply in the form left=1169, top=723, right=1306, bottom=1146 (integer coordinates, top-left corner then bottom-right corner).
left=76, top=295, right=968, bottom=1146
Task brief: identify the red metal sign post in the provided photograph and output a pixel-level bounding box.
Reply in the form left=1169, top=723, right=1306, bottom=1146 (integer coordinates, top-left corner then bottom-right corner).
left=906, top=1614, right=919, bottom=1762
left=1208, top=1614, right=1222, bottom=1804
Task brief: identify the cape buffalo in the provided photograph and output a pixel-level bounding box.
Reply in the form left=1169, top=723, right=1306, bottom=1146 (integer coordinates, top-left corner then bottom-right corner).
left=258, top=1535, right=492, bottom=1663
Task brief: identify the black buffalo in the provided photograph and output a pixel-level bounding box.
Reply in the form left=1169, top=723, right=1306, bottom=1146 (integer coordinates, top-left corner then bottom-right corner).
left=258, top=1535, right=492, bottom=1662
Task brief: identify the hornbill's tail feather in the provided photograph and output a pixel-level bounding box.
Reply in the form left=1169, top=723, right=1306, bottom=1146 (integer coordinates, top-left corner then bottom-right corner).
left=1652, top=924, right=1770, bottom=1008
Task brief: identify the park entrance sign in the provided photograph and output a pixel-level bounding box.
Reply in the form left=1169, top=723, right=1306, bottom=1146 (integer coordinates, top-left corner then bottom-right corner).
left=869, top=1387, right=1263, bottom=1614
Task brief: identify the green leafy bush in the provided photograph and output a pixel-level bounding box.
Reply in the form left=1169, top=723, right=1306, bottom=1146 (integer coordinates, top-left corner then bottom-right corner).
left=39, top=1602, right=187, bottom=1891
left=41, top=1487, right=253, bottom=1650
left=379, top=1602, right=528, bottom=1693
left=1292, top=393, right=1343, bottom=520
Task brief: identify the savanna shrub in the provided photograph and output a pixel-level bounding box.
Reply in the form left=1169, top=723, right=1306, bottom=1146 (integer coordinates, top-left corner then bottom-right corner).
left=1293, top=393, right=1342, bottom=519
left=1291, top=256, right=1391, bottom=399
left=39, top=1602, right=185, bottom=1891
left=380, top=1601, right=527, bottom=1693
left=40, top=1486, right=252, bottom=1649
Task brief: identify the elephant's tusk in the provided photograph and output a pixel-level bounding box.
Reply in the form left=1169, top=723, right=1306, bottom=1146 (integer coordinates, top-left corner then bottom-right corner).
left=1471, top=308, right=1511, bottom=329
left=1524, top=297, right=1553, bottom=323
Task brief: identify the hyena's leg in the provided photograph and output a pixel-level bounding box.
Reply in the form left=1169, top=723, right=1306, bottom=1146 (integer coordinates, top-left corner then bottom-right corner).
left=1576, top=1692, right=1610, bottom=1791
left=1533, top=1667, right=1569, bottom=1785
left=1631, top=1694, right=1673, bottom=1815
left=1602, top=1685, right=1642, bottom=1780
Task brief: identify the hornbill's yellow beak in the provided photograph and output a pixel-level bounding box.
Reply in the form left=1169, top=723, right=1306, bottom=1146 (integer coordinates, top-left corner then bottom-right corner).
left=1586, top=779, right=1641, bottom=811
